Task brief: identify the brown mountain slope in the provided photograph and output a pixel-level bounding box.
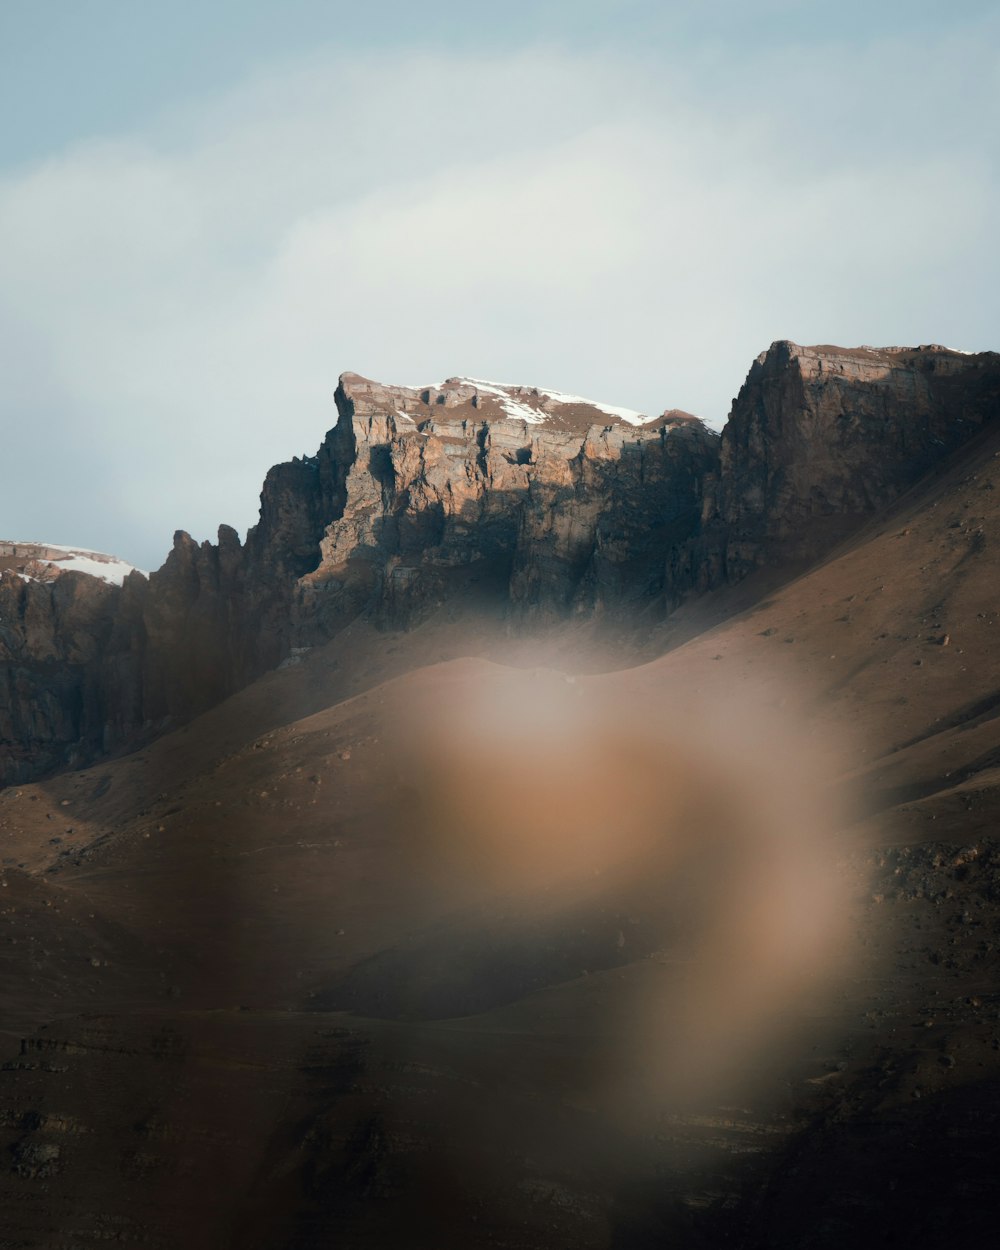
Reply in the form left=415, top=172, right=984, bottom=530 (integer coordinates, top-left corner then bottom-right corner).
left=0, top=419, right=999, bottom=1246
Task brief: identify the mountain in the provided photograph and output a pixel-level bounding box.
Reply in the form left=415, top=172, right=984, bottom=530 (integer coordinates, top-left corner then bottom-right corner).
left=0, top=342, right=999, bottom=1247
left=2, top=371, right=721, bottom=786
left=2, top=345, right=997, bottom=789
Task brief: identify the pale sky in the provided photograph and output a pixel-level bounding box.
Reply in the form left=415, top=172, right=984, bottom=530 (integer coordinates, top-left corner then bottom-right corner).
left=2, top=1, right=997, bottom=570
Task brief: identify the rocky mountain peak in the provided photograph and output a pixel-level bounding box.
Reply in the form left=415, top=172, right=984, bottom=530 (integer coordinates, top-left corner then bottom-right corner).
left=307, top=368, right=723, bottom=635
left=759, top=338, right=996, bottom=374
left=698, top=340, right=1000, bottom=581
left=336, top=370, right=694, bottom=433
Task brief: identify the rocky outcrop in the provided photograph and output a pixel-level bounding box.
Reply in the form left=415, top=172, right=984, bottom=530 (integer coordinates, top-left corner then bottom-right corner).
left=507, top=419, right=714, bottom=619
left=295, top=374, right=719, bottom=631
left=0, top=571, right=121, bottom=780
left=697, top=342, right=1000, bottom=582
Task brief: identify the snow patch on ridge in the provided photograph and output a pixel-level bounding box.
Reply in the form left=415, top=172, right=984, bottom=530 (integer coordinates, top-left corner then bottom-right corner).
left=536, top=385, right=654, bottom=427
left=462, top=379, right=549, bottom=425
left=52, top=553, right=141, bottom=585
left=449, top=376, right=658, bottom=427
left=2, top=543, right=144, bottom=585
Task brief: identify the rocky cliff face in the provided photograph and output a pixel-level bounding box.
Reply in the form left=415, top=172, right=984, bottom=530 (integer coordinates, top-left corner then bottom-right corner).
left=296, top=374, right=718, bottom=632
left=2, top=346, right=998, bottom=787
left=698, top=341, right=1000, bottom=583
left=0, top=545, right=147, bottom=780
left=0, top=375, right=718, bottom=784
left=0, top=569, right=119, bottom=781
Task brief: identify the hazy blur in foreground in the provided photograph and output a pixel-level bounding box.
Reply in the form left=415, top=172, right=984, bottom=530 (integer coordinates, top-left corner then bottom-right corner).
left=391, top=659, right=854, bottom=1113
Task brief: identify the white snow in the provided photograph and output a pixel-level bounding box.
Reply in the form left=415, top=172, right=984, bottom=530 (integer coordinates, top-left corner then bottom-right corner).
left=51, top=554, right=140, bottom=585
left=4, top=543, right=145, bottom=586
left=533, top=386, right=654, bottom=427
left=449, top=376, right=661, bottom=427
left=454, top=378, right=550, bottom=425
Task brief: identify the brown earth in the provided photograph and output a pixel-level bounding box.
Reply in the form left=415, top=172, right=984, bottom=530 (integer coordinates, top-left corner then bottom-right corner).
left=1, top=409, right=1000, bottom=1245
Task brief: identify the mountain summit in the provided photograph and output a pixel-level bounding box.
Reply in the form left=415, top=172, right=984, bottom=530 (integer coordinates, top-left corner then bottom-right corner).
left=337, top=370, right=705, bottom=431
